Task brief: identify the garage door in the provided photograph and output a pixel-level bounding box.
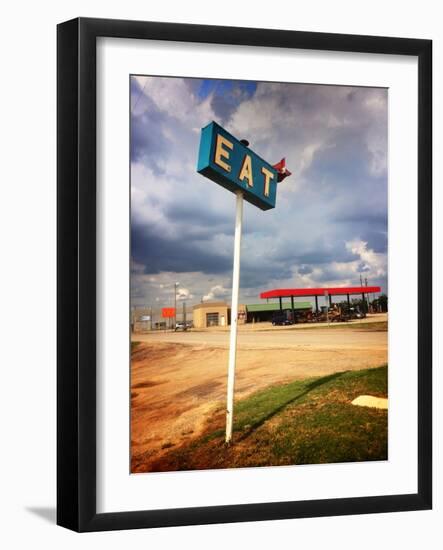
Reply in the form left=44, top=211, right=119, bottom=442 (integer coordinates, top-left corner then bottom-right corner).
left=206, top=312, right=219, bottom=327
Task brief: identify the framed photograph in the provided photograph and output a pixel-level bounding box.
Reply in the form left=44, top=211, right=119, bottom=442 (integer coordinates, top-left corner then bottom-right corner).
left=57, top=18, right=432, bottom=532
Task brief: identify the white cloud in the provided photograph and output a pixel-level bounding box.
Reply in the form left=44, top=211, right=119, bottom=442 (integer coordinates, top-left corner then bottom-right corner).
left=177, top=287, right=193, bottom=300
left=134, top=76, right=216, bottom=127
left=345, top=239, right=387, bottom=278
left=202, top=284, right=230, bottom=302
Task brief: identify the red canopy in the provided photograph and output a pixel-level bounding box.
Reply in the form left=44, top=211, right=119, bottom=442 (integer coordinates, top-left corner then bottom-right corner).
left=260, top=286, right=381, bottom=299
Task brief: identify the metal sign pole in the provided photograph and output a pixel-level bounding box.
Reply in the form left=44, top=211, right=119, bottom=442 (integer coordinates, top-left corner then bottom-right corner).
left=197, top=122, right=289, bottom=444
left=225, top=190, right=244, bottom=444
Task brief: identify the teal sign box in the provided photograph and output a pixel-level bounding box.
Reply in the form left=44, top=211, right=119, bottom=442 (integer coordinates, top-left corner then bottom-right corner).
left=197, top=121, right=278, bottom=210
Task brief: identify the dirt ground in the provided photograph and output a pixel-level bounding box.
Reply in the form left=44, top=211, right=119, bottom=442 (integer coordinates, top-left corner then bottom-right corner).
left=131, top=315, right=388, bottom=472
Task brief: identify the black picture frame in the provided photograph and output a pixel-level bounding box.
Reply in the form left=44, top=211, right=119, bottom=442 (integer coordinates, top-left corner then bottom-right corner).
left=57, top=17, right=432, bottom=532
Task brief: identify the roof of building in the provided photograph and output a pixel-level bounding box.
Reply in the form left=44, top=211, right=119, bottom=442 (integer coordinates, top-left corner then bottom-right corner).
left=260, top=286, right=381, bottom=299
left=192, top=301, right=228, bottom=310
left=246, top=302, right=312, bottom=312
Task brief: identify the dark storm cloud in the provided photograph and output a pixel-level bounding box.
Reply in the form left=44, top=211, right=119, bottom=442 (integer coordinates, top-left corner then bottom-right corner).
left=131, top=222, right=231, bottom=274
left=302, top=135, right=387, bottom=219
left=306, top=131, right=370, bottom=189
left=361, top=230, right=387, bottom=254
left=338, top=211, right=387, bottom=225
left=269, top=238, right=357, bottom=265
left=130, top=93, right=172, bottom=175
left=165, top=203, right=230, bottom=230
left=298, top=265, right=313, bottom=275
left=239, top=261, right=294, bottom=290
left=333, top=211, right=387, bottom=254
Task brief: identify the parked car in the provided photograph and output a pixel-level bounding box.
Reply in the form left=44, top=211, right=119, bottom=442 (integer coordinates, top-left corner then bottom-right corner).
left=271, top=312, right=294, bottom=326
left=346, top=306, right=366, bottom=320
left=175, top=321, right=193, bottom=331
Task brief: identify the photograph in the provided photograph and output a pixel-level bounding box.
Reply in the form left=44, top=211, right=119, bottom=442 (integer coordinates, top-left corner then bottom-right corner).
left=129, top=75, right=389, bottom=474
left=0, top=0, right=435, bottom=541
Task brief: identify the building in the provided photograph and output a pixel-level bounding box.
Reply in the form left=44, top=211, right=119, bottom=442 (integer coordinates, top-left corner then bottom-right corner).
left=193, top=301, right=314, bottom=327
left=131, top=305, right=194, bottom=332
left=133, top=285, right=383, bottom=332
left=192, top=302, right=230, bottom=328
left=246, top=302, right=312, bottom=323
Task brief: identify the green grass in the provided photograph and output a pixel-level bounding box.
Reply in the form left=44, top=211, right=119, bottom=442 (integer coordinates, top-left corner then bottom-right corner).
left=331, top=321, right=388, bottom=331
left=253, top=321, right=387, bottom=333
left=149, top=365, right=388, bottom=472
left=291, top=321, right=387, bottom=331
left=131, top=341, right=141, bottom=352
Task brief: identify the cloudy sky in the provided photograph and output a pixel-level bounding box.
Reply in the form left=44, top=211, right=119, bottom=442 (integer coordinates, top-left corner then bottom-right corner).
left=130, top=76, right=387, bottom=308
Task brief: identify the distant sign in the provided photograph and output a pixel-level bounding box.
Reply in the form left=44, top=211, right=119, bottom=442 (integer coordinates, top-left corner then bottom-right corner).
left=197, top=121, right=278, bottom=210
left=161, top=307, right=176, bottom=318
left=139, top=315, right=151, bottom=321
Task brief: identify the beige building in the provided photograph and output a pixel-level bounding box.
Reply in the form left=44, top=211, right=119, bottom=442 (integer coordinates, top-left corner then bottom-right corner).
left=192, top=302, right=247, bottom=328
left=193, top=302, right=229, bottom=328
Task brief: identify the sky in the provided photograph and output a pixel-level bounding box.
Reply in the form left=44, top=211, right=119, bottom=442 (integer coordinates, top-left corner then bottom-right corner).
left=130, top=75, right=387, bottom=308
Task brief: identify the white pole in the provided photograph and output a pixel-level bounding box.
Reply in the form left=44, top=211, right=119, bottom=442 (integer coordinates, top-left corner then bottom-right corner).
left=225, top=190, right=243, bottom=444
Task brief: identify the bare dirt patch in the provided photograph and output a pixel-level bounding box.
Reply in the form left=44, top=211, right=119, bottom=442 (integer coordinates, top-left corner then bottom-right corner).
left=130, top=324, right=387, bottom=472
left=133, top=380, right=167, bottom=389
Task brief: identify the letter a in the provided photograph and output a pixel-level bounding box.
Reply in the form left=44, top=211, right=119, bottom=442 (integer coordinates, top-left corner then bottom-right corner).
left=239, top=155, right=254, bottom=187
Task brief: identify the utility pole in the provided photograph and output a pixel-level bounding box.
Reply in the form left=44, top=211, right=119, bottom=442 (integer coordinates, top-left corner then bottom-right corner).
left=364, top=277, right=371, bottom=311
left=359, top=274, right=366, bottom=314
left=174, top=282, right=179, bottom=331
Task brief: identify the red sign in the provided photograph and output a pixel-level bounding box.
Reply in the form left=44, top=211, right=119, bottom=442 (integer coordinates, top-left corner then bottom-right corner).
left=162, top=307, right=176, bottom=318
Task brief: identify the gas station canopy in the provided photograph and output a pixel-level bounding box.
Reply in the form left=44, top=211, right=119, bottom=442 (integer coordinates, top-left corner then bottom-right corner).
left=260, top=286, right=381, bottom=300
